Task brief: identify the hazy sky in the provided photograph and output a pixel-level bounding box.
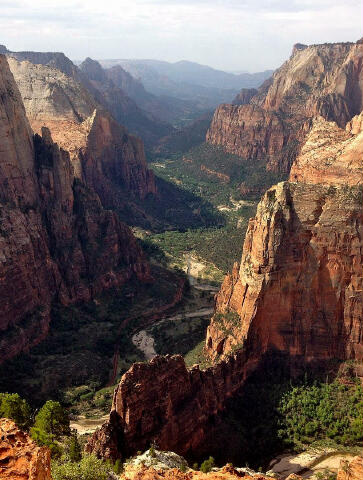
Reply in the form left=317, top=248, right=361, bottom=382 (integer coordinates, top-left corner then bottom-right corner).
left=1, top=0, right=362, bottom=72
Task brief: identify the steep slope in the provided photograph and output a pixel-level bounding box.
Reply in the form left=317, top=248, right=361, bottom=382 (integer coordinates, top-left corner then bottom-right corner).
left=0, top=55, right=150, bottom=363
left=104, top=64, right=183, bottom=125
left=207, top=40, right=363, bottom=172
left=87, top=113, right=363, bottom=461
left=79, top=57, right=173, bottom=145
left=206, top=114, right=363, bottom=361
left=7, top=56, right=157, bottom=203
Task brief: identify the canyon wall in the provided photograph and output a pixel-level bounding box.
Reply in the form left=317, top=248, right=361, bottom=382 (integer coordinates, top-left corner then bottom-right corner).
left=206, top=113, right=363, bottom=361
left=87, top=112, right=363, bottom=461
left=7, top=56, right=157, bottom=202
left=206, top=40, right=363, bottom=172
left=0, top=55, right=150, bottom=362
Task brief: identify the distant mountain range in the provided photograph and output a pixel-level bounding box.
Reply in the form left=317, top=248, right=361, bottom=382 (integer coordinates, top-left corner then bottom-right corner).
left=98, top=59, right=273, bottom=91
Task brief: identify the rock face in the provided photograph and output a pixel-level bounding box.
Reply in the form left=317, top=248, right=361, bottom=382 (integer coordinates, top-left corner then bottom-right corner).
left=79, top=57, right=173, bottom=146
left=206, top=40, right=363, bottom=172
left=87, top=112, right=363, bottom=461
left=232, top=88, right=257, bottom=105
left=206, top=114, right=363, bottom=361
left=86, top=352, right=260, bottom=460
left=7, top=56, right=157, bottom=202
left=337, top=457, right=363, bottom=480
left=0, top=55, right=150, bottom=362
left=0, top=418, right=52, bottom=480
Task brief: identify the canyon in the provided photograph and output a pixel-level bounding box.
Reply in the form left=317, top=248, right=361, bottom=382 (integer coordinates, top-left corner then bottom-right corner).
left=0, top=53, right=151, bottom=362
left=206, top=39, right=363, bottom=172
left=87, top=110, right=363, bottom=461
left=0, top=35, right=362, bottom=478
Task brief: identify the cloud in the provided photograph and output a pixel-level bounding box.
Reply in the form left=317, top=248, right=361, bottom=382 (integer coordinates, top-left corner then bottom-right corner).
left=0, top=0, right=362, bottom=71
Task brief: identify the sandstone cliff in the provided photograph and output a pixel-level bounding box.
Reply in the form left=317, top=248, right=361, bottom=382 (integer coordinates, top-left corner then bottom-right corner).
left=79, top=57, right=173, bottom=145
left=206, top=40, right=363, bottom=172
left=0, top=55, right=150, bottom=362
left=337, top=457, right=363, bottom=480
left=206, top=114, right=363, bottom=361
left=0, top=418, right=52, bottom=480
left=86, top=352, right=257, bottom=460
left=87, top=112, right=363, bottom=461
left=7, top=56, right=157, bottom=202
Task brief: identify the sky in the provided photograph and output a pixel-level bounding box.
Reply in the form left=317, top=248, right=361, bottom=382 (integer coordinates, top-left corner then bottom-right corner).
left=1, top=0, right=362, bottom=72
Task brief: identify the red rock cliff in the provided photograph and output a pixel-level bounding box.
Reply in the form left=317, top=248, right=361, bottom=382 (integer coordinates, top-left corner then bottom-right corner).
left=206, top=40, right=363, bottom=172
left=0, top=55, right=150, bottom=363
left=87, top=112, right=363, bottom=462
left=7, top=56, right=157, bottom=202
left=206, top=114, right=363, bottom=362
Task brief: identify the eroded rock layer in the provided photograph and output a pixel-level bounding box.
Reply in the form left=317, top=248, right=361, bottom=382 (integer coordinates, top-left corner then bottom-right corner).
left=206, top=40, right=363, bottom=172
left=0, top=418, right=52, bottom=480
left=206, top=114, right=363, bottom=361
left=7, top=56, right=157, bottom=201
left=87, top=111, right=363, bottom=461
left=0, top=55, right=150, bottom=362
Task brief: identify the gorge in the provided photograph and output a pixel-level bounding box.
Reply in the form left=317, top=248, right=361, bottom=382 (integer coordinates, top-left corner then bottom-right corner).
left=0, top=31, right=362, bottom=480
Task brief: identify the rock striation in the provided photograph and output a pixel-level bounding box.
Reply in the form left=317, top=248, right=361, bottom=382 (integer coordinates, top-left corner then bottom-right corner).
left=87, top=111, right=363, bottom=461
left=0, top=418, right=52, bottom=480
left=86, top=352, right=258, bottom=460
left=206, top=114, right=363, bottom=361
left=79, top=57, right=173, bottom=146
left=7, top=56, right=157, bottom=202
left=0, top=55, right=150, bottom=363
left=206, top=40, right=363, bottom=172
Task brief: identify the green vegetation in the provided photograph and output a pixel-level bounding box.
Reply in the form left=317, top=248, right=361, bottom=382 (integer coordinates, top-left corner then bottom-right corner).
left=142, top=143, right=286, bottom=276
left=32, top=400, right=70, bottom=437
left=52, top=454, right=114, bottom=480
left=278, top=381, right=363, bottom=448
left=200, top=456, right=215, bottom=473
left=0, top=392, right=31, bottom=429
left=0, top=267, right=182, bottom=412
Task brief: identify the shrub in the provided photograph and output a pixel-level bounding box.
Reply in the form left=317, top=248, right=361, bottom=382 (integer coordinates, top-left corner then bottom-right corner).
left=200, top=456, right=215, bottom=473
left=52, top=454, right=110, bottom=480
left=0, top=392, right=32, bottom=429
left=33, top=400, right=70, bottom=437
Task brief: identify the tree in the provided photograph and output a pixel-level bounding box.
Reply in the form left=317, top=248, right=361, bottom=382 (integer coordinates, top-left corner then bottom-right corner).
left=33, top=400, right=70, bottom=437
left=0, top=393, right=31, bottom=429
left=200, top=456, right=215, bottom=473
left=68, top=433, right=82, bottom=462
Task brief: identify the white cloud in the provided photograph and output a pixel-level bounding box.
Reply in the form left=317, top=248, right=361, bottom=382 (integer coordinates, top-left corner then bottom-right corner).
left=0, top=0, right=362, bottom=71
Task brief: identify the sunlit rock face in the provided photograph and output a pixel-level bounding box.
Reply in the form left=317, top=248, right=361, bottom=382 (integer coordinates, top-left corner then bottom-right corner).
left=0, top=55, right=150, bottom=363
left=207, top=40, right=363, bottom=172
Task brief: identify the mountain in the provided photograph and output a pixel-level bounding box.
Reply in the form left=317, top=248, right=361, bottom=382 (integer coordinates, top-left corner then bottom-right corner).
left=104, top=64, right=186, bottom=125
left=101, top=58, right=273, bottom=90
left=87, top=110, right=363, bottom=463
left=207, top=40, right=363, bottom=172
left=0, top=54, right=151, bottom=363
left=3, top=46, right=173, bottom=147
left=79, top=57, right=173, bottom=145
left=99, top=59, right=261, bottom=112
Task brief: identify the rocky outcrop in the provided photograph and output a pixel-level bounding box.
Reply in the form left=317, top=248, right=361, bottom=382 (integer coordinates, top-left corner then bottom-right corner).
left=207, top=40, right=363, bottom=172
left=232, top=88, right=257, bottom=105
left=7, top=56, right=157, bottom=201
left=0, top=55, right=150, bottom=362
left=206, top=114, right=363, bottom=361
left=79, top=57, right=173, bottom=145
left=120, top=462, right=269, bottom=479
left=87, top=111, right=363, bottom=461
left=86, top=351, right=260, bottom=460
left=0, top=418, right=52, bottom=480
left=337, top=457, right=363, bottom=480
